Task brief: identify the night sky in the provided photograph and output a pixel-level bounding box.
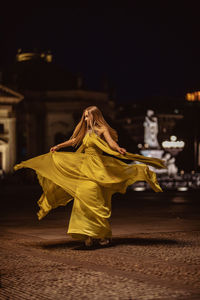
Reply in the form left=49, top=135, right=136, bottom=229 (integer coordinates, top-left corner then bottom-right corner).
left=1, top=3, right=200, bottom=103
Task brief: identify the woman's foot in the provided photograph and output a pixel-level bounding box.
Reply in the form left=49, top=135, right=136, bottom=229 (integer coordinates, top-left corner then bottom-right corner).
left=98, top=238, right=112, bottom=246
left=84, top=236, right=93, bottom=247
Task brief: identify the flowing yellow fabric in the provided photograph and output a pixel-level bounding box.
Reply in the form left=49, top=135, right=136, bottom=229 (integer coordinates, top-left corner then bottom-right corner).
left=14, top=131, right=167, bottom=240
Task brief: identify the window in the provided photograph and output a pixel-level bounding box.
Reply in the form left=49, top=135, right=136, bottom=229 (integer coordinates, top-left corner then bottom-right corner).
left=0, top=124, right=4, bottom=134
left=0, top=152, right=2, bottom=169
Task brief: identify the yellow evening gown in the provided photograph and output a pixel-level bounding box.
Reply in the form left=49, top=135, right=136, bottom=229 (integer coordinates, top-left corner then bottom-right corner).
left=14, top=130, right=167, bottom=241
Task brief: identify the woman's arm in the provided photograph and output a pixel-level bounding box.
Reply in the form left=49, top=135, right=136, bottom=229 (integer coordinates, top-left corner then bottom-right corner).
left=101, top=127, right=126, bottom=155
left=50, top=138, right=76, bottom=152
left=91, top=131, right=167, bottom=169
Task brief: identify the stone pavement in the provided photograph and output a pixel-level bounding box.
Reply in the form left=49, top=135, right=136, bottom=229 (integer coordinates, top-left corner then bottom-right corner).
left=0, top=186, right=200, bottom=299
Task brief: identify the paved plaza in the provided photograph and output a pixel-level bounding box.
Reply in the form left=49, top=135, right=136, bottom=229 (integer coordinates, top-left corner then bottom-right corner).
left=0, top=185, right=200, bottom=299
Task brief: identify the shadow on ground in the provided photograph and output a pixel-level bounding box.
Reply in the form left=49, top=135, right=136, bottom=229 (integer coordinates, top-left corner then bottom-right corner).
left=29, top=236, right=185, bottom=251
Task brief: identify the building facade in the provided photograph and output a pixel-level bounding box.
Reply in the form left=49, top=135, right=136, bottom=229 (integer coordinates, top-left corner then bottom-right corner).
left=0, top=50, right=116, bottom=173
left=0, top=85, right=114, bottom=173
left=0, top=85, right=24, bottom=173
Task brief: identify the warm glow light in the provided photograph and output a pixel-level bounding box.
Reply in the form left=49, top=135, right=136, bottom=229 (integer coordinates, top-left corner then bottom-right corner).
left=186, top=91, right=200, bottom=101
left=16, top=51, right=53, bottom=63
left=45, top=54, right=53, bottom=63
left=17, top=53, right=39, bottom=62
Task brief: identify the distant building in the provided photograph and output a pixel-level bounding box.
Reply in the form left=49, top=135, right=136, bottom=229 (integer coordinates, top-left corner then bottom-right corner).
left=0, top=50, right=116, bottom=173
left=0, top=85, right=24, bottom=173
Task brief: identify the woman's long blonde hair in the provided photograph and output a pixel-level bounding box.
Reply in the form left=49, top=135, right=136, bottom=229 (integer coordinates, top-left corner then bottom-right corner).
left=69, top=106, right=118, bottom=148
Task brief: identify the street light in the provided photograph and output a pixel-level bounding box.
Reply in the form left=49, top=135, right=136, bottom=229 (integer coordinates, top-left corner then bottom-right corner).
left=186, top=91, right=200, bottom=171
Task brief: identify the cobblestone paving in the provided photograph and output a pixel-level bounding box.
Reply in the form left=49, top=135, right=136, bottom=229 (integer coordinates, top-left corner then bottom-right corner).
left=1, top=188, right=200, bottom=299
left=1, top=230, right=200, bottom=300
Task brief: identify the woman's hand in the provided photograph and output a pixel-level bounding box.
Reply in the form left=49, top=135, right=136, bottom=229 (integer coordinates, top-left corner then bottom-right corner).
left=50, top=145, right=59, bottom=152
left=117, top=147, right=127, bottom=155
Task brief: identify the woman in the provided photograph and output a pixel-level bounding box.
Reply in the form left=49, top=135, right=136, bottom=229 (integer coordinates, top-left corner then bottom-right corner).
left=14, top=106, right=166, bottom=248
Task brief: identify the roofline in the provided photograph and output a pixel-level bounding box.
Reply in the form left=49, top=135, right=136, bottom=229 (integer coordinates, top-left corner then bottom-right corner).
left=0, top=84, right=24, bottom=102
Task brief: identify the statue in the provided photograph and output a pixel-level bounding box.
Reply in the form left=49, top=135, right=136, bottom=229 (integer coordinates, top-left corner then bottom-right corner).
left=143, top=110, right=160, bottom=149
left=139, top=110, right=179, bottom=179
left=162, top=153, right=178, bottom=177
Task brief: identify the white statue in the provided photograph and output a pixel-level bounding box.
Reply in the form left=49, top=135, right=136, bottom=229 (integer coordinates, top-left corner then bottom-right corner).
left=143, top=110, right=160, bottom=149
left=163, top=153, right=178, bottom=176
